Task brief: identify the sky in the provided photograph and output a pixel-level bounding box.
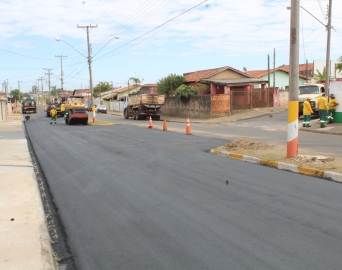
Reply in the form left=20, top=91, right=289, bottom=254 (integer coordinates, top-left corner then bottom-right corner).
left=1, top=0, right=342, bottom=93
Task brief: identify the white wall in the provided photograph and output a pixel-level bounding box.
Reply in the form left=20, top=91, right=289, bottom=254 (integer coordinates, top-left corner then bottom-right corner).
left=314, top=60, right=342, bottom=79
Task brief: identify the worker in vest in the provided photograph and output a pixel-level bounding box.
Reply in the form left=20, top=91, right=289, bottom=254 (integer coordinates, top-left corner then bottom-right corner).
left=317, top=93, right=328, bottom=128
left=303, top=97, right=314, bottom=127
left=50, top=105, right=57, bottom=124
left=327, top=93, right=339, bottom=124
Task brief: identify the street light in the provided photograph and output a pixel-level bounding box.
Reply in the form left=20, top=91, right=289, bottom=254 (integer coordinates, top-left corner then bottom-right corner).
left=56, top=34, right=120, bottom=123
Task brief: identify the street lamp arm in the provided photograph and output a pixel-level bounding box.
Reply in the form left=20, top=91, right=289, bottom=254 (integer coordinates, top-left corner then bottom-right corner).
left=55, top=38, right=87, bottom=58
left=92, top=36, right=120, bottom=58
left=300, top=6, right=327, bottom=28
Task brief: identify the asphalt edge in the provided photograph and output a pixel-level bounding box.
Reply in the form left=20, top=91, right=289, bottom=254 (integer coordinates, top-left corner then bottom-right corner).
left=210, top=149, right=342, bottom=183
left=23, top=119, right=77, bottom=269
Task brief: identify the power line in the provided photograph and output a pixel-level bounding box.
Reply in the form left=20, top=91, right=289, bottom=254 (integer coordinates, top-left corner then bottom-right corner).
left=94, top=0, right=208, bottom=61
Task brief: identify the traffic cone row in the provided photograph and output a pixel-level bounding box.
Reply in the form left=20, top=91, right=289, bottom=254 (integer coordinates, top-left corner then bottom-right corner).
left=147, top=116, right=192, bottom=135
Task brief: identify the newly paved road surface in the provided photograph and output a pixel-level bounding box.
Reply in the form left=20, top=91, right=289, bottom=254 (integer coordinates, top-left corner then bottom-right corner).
left=104, top=110, right=342, bottom=157
left=24, top=110, right=342, bottom=269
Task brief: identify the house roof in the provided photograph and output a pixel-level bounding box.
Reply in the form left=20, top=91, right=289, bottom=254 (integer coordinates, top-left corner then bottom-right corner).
left=245, top=67, right=308, bottom=79
left=277, top=63, right=314, bottom=72
left=184, top=66, right=253, bottom=82
left=113, top=84, right=140, bottom=93
left=102, top=93, right=118, bottom=100
left=73, top=89, right=91, bottom=96
left=141, top=84, right=157, bottom=87
left=200, top=78, right=268, bottom=86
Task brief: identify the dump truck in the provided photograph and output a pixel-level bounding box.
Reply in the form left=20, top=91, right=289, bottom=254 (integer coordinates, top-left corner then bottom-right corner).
left=62, top=95, right=88, bottom=125
left=22, top=98, right=36, bottom=114
left=123, top=93, right=165, bottom=120
left=46, top=102, right=64, bottom=117
left=298, top=83, right=325, bottom=118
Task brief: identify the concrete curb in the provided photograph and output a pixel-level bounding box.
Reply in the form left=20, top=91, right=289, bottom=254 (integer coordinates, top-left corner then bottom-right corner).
left=210, top=149, right=342, bottom=183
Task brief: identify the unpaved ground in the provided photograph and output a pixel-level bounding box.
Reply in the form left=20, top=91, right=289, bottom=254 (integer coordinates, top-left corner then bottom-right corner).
left=215, top=138, right=342, bottom=174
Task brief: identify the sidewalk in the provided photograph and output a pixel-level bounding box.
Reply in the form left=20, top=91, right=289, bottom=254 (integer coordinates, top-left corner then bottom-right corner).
left=0, top=115, right=54, bottom=270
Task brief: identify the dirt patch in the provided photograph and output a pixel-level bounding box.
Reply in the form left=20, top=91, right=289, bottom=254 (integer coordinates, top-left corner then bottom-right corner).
left=88, top=120, right=114, bottom=126
left=222, top=138, right=273, bottom=151
left=214, top=138, right=342, bottom=174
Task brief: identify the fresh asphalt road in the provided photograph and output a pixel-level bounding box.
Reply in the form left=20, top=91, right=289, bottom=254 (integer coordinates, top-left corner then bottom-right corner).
left=100, top=110, right=342, bottom=157
left=25, top=109, right=342, bottom=269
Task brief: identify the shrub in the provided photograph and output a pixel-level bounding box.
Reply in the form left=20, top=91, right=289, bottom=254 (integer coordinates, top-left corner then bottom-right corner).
left=175, top=84, right=198, bottom=100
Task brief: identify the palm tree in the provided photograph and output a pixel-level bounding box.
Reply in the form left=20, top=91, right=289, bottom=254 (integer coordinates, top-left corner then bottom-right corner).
left=314, top=67, right=326, bottom=83
left=129, top=77, right=141, bottom=88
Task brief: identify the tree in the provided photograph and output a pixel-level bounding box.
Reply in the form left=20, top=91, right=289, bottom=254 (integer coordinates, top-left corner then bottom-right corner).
left=336, top=56, right=342, bottom=75
left=314, top=67, right=326, bottom=83
left=94, top=82, right=112, bottom=97
left=157, top=74, right=186, bottom=96
left=10, top=89, right=24, bottom=100
left=129, top=77, right=141, bottom=88
left=175, top=84, right=198, bottom=100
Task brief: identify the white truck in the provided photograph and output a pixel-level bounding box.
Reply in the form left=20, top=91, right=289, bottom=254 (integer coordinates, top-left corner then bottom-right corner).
left=298, top=83, right=325, bottom=118
left=123, top=93, right=165, bottom=120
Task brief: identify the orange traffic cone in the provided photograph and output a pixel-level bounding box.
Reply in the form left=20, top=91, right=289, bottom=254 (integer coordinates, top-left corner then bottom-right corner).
left=185, top=117, right=192, bottom=135
left=163, top=119, right=167, bottom=131
left=148, top=116, right=153, bottom=128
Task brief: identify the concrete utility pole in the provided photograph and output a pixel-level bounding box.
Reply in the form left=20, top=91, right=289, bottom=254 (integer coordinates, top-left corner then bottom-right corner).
left=78, top=24, right=98, bottom=123
left=287, top=0, right=300, bottom=158
left=37, top=78, right=40, bottom=104
left=55, top=55, right=68, bottom=92
left=325, top=0, right=332, bottom=97
left=38, top=77, right=44, bottom=102
left=44, top=68, right=53, bottom=102
left=18, top=81, right=21, bottom=102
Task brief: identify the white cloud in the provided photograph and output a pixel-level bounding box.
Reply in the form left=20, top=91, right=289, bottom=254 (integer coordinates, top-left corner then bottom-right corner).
left=1, top=0, right=341, bottom=91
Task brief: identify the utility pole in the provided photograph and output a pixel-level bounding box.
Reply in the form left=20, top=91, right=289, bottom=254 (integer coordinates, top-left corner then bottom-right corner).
left=55, top=55, right=68, bottom=92
left=325, top=0, right=332, bottom=97
left=78, top=24, right=98, bottom=123
left=273, top=48, right=276, bottom=106
left=38, top=77, right=44, bottom=102
left=267, top=55, right=270, bottom=108
left=18, top=81, right=21, bottom=102
left=287, top=0, right=299, bottom=158
left=37, top=78, right=40, bottom=104
left=44, top=68, right=53, bottom=103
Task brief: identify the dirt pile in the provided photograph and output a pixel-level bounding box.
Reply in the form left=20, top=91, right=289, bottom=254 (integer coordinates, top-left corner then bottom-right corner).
left=222, top=138, right=273, bottom=151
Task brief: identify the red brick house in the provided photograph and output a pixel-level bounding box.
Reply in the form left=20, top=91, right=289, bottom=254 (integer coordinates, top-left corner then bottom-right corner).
left=162, top=66, right=271, bottom=118
left=184, top=66, right=270, bottom=110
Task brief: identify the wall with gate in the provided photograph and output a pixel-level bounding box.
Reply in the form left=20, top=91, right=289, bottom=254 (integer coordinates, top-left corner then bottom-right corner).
left=162, top=95, right=231, bottom=118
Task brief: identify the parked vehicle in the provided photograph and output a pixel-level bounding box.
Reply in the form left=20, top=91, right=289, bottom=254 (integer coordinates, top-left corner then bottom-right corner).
left=46, top=102, right=64, bottom=117
left=22, top=98, right=36, bottom=114
left=62, top=96, right=88, bottom=125
left=298, top=83, right=325, bottom=118
left=123, top=93, right=165, bottom=120
left=97, top=105, right=107, bottom=114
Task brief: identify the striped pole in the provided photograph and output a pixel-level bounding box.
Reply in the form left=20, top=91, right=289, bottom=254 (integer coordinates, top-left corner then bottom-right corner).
left=92, top=105, right=96, bottom=123
left=287, top=0, right=299, bottom=158
left=287, top=101, right=298, bottom=158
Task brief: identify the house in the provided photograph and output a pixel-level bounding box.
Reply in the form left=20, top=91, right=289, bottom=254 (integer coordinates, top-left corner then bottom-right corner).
left=245, top=67, right=307, bottom=90
left=101, top=85, right=140, bottom=113
left=0, top=91, right=7, bottom=121
left=277, top=63, right=314, bottom=82
left=139, top=84, right=158, bottom=94
left=162, top=66, right=272, bottom=118
left=313, top=60, right=342, bottom=81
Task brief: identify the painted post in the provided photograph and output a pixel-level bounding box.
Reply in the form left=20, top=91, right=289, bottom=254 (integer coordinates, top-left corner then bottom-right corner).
left=287, top=0, right=299, bottom=158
